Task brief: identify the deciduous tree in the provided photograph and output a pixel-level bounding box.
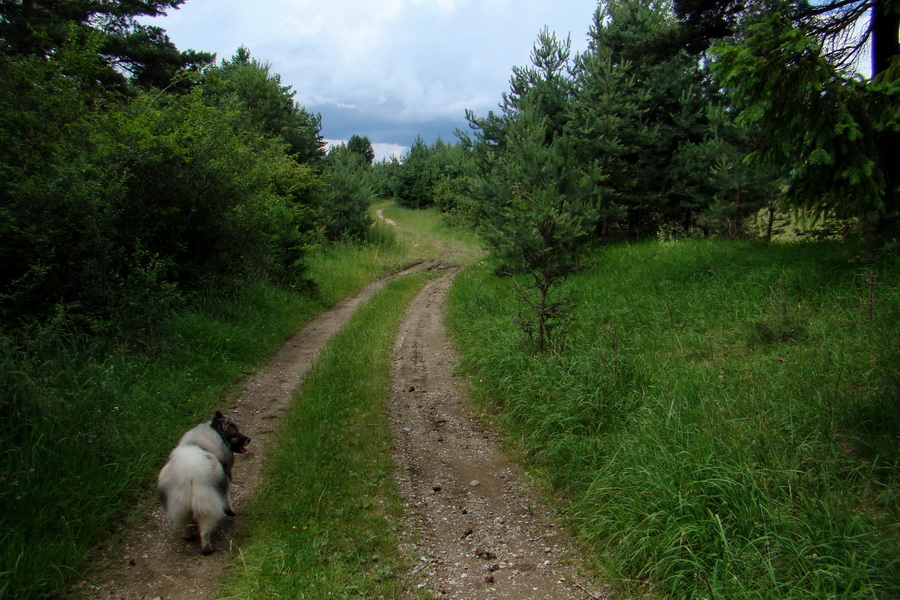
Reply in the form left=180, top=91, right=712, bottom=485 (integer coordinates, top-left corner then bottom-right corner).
left=347, top=135, right=375, bottom=165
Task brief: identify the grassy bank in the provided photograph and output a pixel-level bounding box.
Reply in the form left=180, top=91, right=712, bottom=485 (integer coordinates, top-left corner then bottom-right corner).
left=0, top=228, right=412, bottom=599
left=217, top=271, right=428, bottom=599
left=447, top=238, right=899, bottom=599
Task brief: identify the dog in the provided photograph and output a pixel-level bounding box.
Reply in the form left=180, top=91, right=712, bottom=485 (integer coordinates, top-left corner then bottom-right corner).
left=157, top=411, right=251, bottom=554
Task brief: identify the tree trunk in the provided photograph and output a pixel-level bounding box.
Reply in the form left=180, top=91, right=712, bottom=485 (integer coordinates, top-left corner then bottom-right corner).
left=766, top=205, right=776, bottom=243
left=731, top=186, right=742, bottom=239
left=871, top=0, right=900, bottom=76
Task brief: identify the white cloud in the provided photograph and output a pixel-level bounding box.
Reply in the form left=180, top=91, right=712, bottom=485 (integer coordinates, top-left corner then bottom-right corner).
left=324, top=139, right=407, bottom=162
left=372, top=142, right=409, bottom=161
left=146, top=0, right=598, bottom=145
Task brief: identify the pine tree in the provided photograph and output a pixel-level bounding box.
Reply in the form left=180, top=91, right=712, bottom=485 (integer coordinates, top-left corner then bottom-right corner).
left=204, top=48, right=325, bottom=165
left=486, top=101, right=599, bottom=352
left=467, top=29, right=599, bottom=351
left=711, top=9, right=898, bottom=228
left=570, top=0, right=711, bottom=237
left=0, top=0, right=213, bottom=89
left=396, top=137, right=435, bottom=209
left=569, top=39, right=645, bottom=237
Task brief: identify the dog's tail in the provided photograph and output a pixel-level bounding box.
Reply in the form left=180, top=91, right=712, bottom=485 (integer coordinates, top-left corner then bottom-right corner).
left=158, top=446, right=229, bottom=553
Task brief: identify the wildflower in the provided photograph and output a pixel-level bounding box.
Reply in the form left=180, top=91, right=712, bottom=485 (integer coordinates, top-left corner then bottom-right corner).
left=0, top=476, right=6, bottom=482
left=778, top=357, right=785, bottom=363
left=28, top=468, right=35, bottom=473
left=835, top=296, right=844, bottom=301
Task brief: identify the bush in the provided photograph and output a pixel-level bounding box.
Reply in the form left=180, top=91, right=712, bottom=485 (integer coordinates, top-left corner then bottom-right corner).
left=0, top=69, right=322, bottom=333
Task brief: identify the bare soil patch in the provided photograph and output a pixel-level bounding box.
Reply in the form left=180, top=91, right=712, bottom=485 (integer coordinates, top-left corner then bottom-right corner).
left=389, top=267, right=610, bottom=599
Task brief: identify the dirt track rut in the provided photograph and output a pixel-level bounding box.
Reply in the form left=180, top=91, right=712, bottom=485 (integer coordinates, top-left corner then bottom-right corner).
left=73, top=258, right=608, bottom=600
left=389, top=267, right=608, bottom=599
left=72, top=262, right=430, bottom=600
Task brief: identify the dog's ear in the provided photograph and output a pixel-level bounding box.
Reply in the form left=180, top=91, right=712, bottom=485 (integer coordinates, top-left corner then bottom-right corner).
left=211, top=411, right=225, bottom=434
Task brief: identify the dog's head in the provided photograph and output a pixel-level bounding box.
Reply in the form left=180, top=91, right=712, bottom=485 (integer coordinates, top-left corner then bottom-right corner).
left=211, top=410, right=251, bottom=454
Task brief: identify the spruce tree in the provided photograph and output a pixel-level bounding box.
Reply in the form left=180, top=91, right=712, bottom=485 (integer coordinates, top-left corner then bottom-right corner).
left=570, top=0, right=711, bottom=237
left=711, top=9, right=898, bottom=228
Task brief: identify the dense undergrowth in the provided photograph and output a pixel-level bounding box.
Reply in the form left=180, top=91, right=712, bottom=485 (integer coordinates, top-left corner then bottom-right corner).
left=0, top=223, right=409, bottom=599
left=448, top=238, right=900, bottom=599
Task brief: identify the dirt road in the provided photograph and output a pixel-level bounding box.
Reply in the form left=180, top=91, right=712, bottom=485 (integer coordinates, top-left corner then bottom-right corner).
left=390, top=267, right=608, bottom=599
left=73, top=261, right=431, bottom=600
left=73, top=255, right=608, bottom=599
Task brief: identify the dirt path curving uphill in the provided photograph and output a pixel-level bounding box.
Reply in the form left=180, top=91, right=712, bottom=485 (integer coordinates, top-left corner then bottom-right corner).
left=389, top=268, right=609, bottom=600
left=71, top=261, right=432, bottom=600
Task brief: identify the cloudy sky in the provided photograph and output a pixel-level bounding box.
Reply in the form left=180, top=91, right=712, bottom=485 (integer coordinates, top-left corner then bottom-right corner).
left=144, top=0, right=599, bottom=160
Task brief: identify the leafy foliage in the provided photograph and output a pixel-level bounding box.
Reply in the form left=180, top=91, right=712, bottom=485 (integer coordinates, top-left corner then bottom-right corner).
left=0, top=28, right=327, bottom=335
left=321, top=145, right=376, bottom=241
left=203, top=47, right=326, bottom=165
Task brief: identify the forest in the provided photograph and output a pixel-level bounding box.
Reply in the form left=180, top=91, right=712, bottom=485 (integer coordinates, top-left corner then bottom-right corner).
left=1, top=0, right=898, bottom=598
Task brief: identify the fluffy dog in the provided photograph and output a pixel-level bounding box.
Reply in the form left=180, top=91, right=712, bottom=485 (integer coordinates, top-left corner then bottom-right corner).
left=157, top=411, right=251, bottom=554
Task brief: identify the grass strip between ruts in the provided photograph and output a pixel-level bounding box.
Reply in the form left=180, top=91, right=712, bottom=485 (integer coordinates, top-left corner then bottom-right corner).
left=217, top=270, right=429, bottom=599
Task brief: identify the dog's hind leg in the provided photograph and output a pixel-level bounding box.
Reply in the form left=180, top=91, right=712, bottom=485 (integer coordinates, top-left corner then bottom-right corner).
left=182, top=521, right=198, bottom=540
left=224, top=487, right=236, bottom=517
left=196, top=512, right=220, bottom=554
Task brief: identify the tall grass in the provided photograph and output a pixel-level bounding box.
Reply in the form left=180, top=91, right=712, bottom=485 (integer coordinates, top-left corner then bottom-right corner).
left=0, top=224, right=413, bottom=599
left=448, top=239, right=899, bottom=599
left=217, top=271, right=427, bottom=599
left=376, top=200, right=484, bottom=264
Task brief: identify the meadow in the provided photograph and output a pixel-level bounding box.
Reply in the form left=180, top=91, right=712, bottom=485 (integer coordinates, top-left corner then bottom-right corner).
left=448, top=238, right=899, bottom=598
left=3, top=202, right=898, bottom=599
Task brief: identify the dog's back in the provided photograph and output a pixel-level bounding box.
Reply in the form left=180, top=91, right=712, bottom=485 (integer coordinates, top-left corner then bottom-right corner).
left=157, top=445, right=230, bottom=551
left=177, top=421, right=233, bottom=477
left=157, top=411, right=250, bottom=554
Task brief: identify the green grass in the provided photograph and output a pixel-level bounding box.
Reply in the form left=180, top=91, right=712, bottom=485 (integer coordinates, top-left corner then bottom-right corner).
left=0, top=223, right=417, bottom=599
left=447, top=238, right=900, bottom=599
left=306, top=216, right=416, bottom=302
left=217, top=271, right=428, bottom=599
left=375, top=199, right=485, bottom=264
